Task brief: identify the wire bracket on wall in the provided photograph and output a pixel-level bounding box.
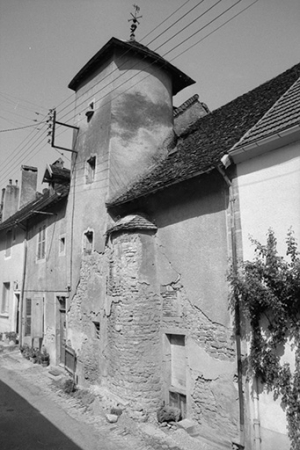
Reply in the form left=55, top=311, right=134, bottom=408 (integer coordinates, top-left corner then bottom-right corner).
left=47, top=109, right=79, bottom=153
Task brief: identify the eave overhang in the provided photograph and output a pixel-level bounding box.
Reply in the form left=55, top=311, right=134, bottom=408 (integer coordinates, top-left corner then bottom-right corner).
left=68, top=37, right=195, bottom=96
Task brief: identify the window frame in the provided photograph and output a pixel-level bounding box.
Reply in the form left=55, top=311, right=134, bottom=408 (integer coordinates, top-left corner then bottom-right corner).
left=37, top=224, right=46, bottom=261
left=1, top=282, right=10, bottom=316
left=24, top=298, right=32, bottom=336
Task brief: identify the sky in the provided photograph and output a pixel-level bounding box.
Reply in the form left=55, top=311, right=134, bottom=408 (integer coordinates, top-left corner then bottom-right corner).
left=0, top=0, right=299, bottom=192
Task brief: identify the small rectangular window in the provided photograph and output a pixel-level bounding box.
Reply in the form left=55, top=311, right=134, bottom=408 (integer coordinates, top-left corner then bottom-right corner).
left=86, top=156, right=96, bottom=184
left=83, top=230, right=93, bottom=254
left=37, top=225, right=46, bottom=260
left=1, top=282, right=10, bottom=314
left=5, top=230, right=12, bottom=258
left=59, top=235, right=66, bottom=256
left=25, top=298, right=32, bottom=335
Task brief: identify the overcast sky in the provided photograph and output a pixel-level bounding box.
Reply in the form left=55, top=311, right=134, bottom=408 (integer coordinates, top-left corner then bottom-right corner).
left=0, top=0, right=299, bottom=190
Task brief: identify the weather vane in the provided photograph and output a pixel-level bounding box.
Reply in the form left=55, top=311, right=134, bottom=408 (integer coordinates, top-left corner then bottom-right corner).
left=128, top=5, right=142, bottom=41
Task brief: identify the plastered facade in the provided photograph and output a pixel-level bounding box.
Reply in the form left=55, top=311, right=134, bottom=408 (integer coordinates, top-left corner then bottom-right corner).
left=235, top=139, right=300, bottom=450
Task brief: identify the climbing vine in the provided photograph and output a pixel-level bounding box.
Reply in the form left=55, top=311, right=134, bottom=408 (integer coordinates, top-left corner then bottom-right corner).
left=229, top=229, right=300, bottom=449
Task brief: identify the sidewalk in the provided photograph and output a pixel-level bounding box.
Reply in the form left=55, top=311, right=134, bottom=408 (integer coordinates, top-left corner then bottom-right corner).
left=0, top=344, right=227, bottom=450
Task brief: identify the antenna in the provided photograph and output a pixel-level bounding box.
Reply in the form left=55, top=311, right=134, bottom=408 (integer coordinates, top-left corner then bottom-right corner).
left=128, top=5, right=142, bottom=41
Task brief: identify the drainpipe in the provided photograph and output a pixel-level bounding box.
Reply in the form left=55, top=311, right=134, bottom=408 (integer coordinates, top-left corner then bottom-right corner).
left=19, top=227, right=28, bottom=347
left=216, top=160, right=245, bottom=448
left=253, top=376, right=262, bottom=450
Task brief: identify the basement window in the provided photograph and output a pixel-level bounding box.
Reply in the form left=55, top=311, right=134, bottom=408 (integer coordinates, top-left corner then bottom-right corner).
left=85, top=156, right=96, bottom=184
left=83, top=230, right=94, bottom=254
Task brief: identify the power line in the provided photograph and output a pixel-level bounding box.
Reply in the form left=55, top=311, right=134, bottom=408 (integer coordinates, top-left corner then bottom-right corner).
left=59, top=0, right=246, bottom=126
left=57, top=0, right=228, bottom=123
left=140, top=0, right=192, bottom=42
left=171, top=0, right=260, bottom=61
left=146, top=0, right=206, bottom=46
left=0, top=0, right=258, bottom=185
left=56, top=1, right=209, bottom=119
left=0, top=122, right=44, bottom=133
left=54, top=0, right=192, bottom=113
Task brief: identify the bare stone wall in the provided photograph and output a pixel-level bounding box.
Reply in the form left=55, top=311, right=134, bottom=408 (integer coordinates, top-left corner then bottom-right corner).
left=106, top=232, right=162, bottom=411
left=67, top=226, right=238, bottom=442
left=192, top=375, right=238, bottom=441
left=68, top=252, right=105, bottom=384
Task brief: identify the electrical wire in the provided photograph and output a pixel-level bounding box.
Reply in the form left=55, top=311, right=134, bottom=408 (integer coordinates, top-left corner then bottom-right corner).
left=56, top=0, right=211, bottom=119
left=1, top=0, right=258, bottom=185
left=146, top=0, right=206, bottom=46
left=58, top=0, right=245, bottom=127
left=0, top=122, right=44, bottom=133
left=171, top=0, right=259, bottom=61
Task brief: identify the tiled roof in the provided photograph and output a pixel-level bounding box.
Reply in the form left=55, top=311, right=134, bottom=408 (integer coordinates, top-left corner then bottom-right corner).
left=107, top=214, right=157, bottom=235
left=107, top=63, right=300, bottom=207
left=68, top=37, right=195, bottom=95
left=233, top=77, right=300, bottom=150
left=0, top=184, right=69, bottom=232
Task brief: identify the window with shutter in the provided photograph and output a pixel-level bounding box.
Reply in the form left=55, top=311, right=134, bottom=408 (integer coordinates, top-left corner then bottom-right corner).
left=25, top=298, right=32, bottom=336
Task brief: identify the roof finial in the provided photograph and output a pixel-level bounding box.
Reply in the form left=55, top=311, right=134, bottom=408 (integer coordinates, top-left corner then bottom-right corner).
left=128, top=5, right=142, bottom=41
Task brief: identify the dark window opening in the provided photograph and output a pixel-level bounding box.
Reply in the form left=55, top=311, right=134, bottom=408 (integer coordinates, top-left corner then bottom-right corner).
left=59, top=236, right=66, bottom=255
left=169, top=391, right=186, bottom=419
left=83, top=230, right=93, bottom=254
left=86, top=156, right=96, bottom=183
left=93, top=321, right=100, bottom=340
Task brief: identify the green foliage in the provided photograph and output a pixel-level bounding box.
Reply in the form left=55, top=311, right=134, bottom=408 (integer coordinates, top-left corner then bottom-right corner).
left=229, top=229, right=300, bottom=450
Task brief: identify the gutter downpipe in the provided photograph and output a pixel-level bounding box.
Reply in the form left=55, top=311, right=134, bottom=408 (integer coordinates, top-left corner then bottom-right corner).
left=19, top=228, right=28, bottom=347
left=216, top=162, right=246, bottom=449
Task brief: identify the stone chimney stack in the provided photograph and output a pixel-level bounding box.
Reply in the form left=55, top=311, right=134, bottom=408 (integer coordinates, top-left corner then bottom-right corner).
left=1, top=179, right=20, bottom=222
left=19, top=165, right=38, bottom=209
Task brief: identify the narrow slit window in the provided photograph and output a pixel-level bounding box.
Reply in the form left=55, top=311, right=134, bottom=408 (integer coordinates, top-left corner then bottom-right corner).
left=59, top=235, right=66, bottom=255
left=86, top=156, right=96, bottom=184
left=83, top=230, right=94, bottom=254
left=93, top=321, right=100, bottom=340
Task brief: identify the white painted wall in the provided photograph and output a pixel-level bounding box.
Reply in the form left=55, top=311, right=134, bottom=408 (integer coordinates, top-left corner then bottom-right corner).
left=237, top=140, right=300, bottom=260
left=236, top=138, right=300, bottom=450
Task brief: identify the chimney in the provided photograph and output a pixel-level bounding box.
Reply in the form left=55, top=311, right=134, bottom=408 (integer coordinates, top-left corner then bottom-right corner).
left=19, top=165, right=38, bottom=209
left=173, top=94, right=210, bottom=136
left=1, top=180, right=20, bottom=221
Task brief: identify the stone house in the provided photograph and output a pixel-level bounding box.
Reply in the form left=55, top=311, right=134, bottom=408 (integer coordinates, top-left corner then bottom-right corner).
left=62, top=34, right=300, bottom=449
left=0, top=166, right=39, bottom=336
left=0, top=32, right=299, bottom=449
left=0, top=160, right=70, bottom=368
